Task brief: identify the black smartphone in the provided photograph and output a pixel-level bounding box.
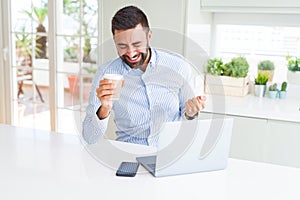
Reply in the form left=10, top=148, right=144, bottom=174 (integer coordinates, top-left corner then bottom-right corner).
left=116, top=162, right=139, bottom=177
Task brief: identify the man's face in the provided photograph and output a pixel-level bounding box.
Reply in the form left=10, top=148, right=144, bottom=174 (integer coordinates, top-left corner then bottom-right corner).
left=113, top=24, right=152, bottom=69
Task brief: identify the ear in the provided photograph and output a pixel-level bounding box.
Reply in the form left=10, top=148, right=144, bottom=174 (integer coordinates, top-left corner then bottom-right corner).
left=147, top=30, right=152, bottom=43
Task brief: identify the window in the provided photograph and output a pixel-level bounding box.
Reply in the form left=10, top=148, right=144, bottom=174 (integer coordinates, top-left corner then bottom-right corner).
left=186, top=12, right=300, bottom=83
left=2, top=0, right=100, bottom=134
left=56, top=0, right=98, bottom=134
left=10, top=0, right=51, bottom=130
left=216, top=25, right=300, bottom=82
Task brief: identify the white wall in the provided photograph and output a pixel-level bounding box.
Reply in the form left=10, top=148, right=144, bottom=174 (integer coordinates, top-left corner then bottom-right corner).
left=185, top=0, right=213, bottom=73
left=188, top=0, right=212, bottom=24
left=213, top=13, right=300, bottom=27
left=200, top=0, right=300, bottom=13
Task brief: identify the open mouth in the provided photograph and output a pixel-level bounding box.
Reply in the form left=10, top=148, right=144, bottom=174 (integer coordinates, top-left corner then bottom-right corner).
left=126, top=54, right=141, bottom=63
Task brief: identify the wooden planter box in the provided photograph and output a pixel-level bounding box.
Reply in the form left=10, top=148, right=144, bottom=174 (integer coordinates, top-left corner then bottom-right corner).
left=205, top=74, right=249, bottom=96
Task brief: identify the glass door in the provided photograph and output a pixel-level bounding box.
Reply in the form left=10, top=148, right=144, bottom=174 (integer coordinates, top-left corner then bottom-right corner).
left=6, top=0, right=99, bottom=134
left=55, top=0, right=99, bottom=134
left=10, top=0, right=51, bottom=130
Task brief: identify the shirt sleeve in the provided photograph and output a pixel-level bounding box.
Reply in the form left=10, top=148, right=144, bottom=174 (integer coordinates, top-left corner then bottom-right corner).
left=82, top=66, right=109, bottom=144
left=179, top=61, right=195, bottom=120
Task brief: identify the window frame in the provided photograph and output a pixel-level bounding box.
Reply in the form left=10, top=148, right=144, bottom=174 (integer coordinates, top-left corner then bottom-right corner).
left=0, top=0, right=13, bottom=124
left=210, top=12, right=300, bottom=58
left=0, top=0, right=102, bottom=133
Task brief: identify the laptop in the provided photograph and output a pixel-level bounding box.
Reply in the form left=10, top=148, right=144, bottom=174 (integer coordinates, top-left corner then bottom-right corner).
left=136, top=118, right=234, bottom=177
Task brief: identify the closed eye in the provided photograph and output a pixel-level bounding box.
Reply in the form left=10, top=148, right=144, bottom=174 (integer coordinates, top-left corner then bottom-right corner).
left=132, top=42, right=142, bottom=48
left=117, top=44, right=128, bottom=50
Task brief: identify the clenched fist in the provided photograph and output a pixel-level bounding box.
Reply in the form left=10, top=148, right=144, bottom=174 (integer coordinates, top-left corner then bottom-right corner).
left=185, top=95, right=207, bottom=119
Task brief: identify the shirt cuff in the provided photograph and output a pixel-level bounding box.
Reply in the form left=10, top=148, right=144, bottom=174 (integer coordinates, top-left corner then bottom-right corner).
left=92, top=111, right=110, bottom=134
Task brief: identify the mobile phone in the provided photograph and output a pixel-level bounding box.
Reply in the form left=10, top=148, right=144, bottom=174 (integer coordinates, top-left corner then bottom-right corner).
left=116, top=162, right=139, bottom=177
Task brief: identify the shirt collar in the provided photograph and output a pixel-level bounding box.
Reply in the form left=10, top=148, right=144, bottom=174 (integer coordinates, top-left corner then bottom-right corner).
left=148, top=47, right=156, bottom=68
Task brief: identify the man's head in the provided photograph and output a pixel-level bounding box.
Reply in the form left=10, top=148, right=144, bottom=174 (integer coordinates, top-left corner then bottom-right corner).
left=111, top=6, right=152, bottom=69
left=111, top=6, right=150, bottom=35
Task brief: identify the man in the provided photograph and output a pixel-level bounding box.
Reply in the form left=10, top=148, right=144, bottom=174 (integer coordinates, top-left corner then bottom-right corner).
left=83, top=5, right=206, bottom=146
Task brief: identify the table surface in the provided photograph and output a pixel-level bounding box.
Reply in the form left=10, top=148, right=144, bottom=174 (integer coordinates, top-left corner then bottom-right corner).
left=1, top=124, right=300, bottom=200
left=201, top=84, right=300, bottom=123
left=204, top=92, right=300, bottom=123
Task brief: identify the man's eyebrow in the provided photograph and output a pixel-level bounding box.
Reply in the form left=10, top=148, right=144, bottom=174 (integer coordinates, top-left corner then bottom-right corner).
left=132, top=41, right=141, bottom=45
left=116, top=43, right=128, bottom=46
left=116, top=41, right=142, bottom=46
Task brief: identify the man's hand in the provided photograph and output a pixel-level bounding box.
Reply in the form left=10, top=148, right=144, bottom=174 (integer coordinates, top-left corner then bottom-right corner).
left=95, top=79, right=115, bottom=119
left=185, top=95, right=207, bottom=118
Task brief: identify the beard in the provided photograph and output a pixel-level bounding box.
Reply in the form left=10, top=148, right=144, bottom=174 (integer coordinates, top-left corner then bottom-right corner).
left=121, top=45, right=150, bottom=69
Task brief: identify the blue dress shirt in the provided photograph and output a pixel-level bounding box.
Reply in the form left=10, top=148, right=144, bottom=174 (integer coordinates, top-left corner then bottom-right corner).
left=82, top=48, right=195, bottom=146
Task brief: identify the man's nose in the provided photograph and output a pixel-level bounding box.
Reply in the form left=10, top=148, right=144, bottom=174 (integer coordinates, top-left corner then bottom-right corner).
left=126, top=47, right=137, bottom=58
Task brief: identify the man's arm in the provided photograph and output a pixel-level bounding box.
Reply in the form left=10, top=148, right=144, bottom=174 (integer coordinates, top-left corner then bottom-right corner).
left=82, top=69, right=110, bottom=144
left=178, top=61, right=206, bottom=120
left=82, top=108, right=110, bottom=144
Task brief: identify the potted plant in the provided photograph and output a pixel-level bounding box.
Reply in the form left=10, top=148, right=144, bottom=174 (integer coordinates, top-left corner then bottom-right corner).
left=254, top=72, right=268, bottom=97
left=268, top=83, right=278, bottom=99
left=23, top=4, right=48, bottom=58
left=223, top=56, right=249, bottom=78
left=279, top=81, right=287, bottom=99
left=258, top=60, right=275, bottom=82
left=16, top=27, right=42, bottom=66
left=205, top=56, right=250, bottom=96
left=67, top=66, right=97, bottom=99
left=63, top=0, right=97, bottom=63
left=67, top=74, right=79, bottom=96
left=286, top=55, right=300, bottom=84
left=206, top=58, right=224, bottom=76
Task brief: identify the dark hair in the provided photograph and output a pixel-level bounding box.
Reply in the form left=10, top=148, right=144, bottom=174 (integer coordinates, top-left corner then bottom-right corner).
left=111, top=6, right=150, bottom=35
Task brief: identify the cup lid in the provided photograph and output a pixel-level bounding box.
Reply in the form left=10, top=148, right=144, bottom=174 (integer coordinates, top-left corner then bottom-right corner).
left=103, top=74, right=123, bottom=80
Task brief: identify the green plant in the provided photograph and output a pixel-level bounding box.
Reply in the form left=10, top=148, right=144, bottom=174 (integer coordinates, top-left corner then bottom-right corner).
left=64, top=47, right=77, bottom=59
left=206, top=58, right=224, bottom=76
left=15, top=27, right=42, bottom=66
left=23, top=4, right=48, bottom=58
left=281, top=81, right=287, bottom=91
left=83, top=66, right=97, bottom=74
left=64, top=37, right=79, bottom=60
left=64, top=0, right=97, bottom=63
left=286, top=55, right=300, bottom=72
left=206, top=56, right=249, bottom=78
left=269, top=83, right=278, bottom=91
left=223, top=56, right=249, bottom=78
left=258, top=60, right=275, bottom=70
left=255, top=72, right=269, bottom=85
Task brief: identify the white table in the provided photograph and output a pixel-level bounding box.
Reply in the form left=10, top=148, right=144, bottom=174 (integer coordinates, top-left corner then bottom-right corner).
left=204, top=92, right=300, bottom=123
left=1, top=124, right=300, bottom=200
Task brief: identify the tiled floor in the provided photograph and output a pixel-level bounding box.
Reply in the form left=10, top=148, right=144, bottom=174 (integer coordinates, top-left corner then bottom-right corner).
left=17, top=84, right=87, bottom=134
left=19, top=84, right=82, bottom=115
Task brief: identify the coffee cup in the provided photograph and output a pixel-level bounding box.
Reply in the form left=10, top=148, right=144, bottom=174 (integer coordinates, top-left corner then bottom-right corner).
left=103, top=74, right=124, bottom=100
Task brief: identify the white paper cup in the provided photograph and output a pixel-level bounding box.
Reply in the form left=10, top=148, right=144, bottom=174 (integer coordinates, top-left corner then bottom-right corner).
left=103, top=74, right=123, bottom=100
